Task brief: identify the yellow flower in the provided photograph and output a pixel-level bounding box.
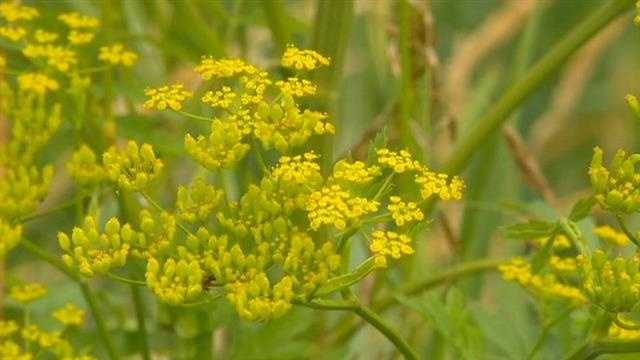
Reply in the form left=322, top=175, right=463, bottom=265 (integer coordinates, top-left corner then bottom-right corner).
left=67, top=30, right=94, bottom=45
left=281, top=45, right=330, bottom=71
left=415, top=167, right=464, bottom=201
left=332, top=160, right=381, bottom=184
left=144, top=84, right=193, bottom=111
left=609, top=322, right=640, bottom=340
left=0, top=320, right=19, bottom=337
left=58, top=12, right=99, bottom=29
left=594, top=225, right=630, bottom=246
left=0, top=220, right=22, bottom=257
left=195, top=57, right=255, bottom=80
left=99, top=44, right=138, bottom=66
left=0, top=3, right=38, bottom=22
left=0, top=26, right=26, bottom=42
left=202, top=86, right=237, bottom=109
left=18, top=73, right=59, bottom=95
left=275, top=77, right=317, bottom=97
left=369, top=230, right=414, bottom=268
left=10, top=283, right=47, bottom=304
left=23, top=44, right=77, bottom=71
left=500, top=257, right=586, bottom=304
left=387, top=196, right=424, bottom=226
left=34, top=29, right=58, bottom=43
left=307, top=185, right=379, bottom=230
left=376, top=148, right=420, bottom=173
left=0, top=54, right=5, bottom=68
left=67, top=145, right=105, bottom=186
left=53, top=303, right=85, bottom=327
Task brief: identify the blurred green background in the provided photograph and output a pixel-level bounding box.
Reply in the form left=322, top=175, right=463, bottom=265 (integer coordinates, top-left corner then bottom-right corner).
left=6, top=0, right=640, bottom=359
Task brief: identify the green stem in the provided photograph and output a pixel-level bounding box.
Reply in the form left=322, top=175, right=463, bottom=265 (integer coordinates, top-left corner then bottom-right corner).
left=262, top=0, right=290, bottom=53
left=352, top=300, right=418, bottom=360
left=175, top=110, right=213, bottom=122
left=615, top=214, right=640, bottom=247
left=527, top=306, right=576, bottom=360
left=566, top=340, right=640, bottom=360
left=443, top=0, right=635, bottom=175
left=20, top=239, right=119, bottom=360
left=333, top=258, right=502, bottom=342
left=106, top=272, right=146, bottom=286
left=295, top=297, right=418, bottom=359
left=130, top=284, right=151, bottom=360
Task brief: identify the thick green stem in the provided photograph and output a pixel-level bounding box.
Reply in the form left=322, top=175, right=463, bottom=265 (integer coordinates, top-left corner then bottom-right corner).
left=443, top=0, right=635, bottom=175
left=567, top=340, right=640, bottom=360
left=20, top=239, right=119, bottom=360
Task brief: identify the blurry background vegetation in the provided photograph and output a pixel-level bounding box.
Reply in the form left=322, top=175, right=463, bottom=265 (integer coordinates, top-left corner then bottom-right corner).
left=5, top=0, right=640, bottom=359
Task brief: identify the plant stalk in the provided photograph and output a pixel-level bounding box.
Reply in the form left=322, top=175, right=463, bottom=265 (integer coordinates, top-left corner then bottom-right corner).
left=443, top=0, right=635, bottom=176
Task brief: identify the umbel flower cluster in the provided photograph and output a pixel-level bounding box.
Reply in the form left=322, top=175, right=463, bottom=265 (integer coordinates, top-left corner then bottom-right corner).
left=1, top=281, right=94, bottom=359
left=60, top=46, right=465, bottom=321
left=0, top=2, right=138, bottom=258
left=501, top=146, right=640, bottom=339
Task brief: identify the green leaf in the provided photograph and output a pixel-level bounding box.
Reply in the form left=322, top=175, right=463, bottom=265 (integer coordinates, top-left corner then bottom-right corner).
left=398, top=288, right=485, bottom=359
left=314, top=257, right=378, bottom=297
left=503, top=220, right=556, bottom=241
left=568, top=196, right=596, bottom=222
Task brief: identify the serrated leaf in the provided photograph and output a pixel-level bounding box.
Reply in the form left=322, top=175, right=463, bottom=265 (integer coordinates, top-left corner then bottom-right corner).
left=568, top=196, right=596, bottom=222
left=503, top=220, right=556, bottom=241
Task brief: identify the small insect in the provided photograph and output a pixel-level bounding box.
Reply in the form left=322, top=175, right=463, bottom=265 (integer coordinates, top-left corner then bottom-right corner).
left=202, top=274, right=218, bottom=291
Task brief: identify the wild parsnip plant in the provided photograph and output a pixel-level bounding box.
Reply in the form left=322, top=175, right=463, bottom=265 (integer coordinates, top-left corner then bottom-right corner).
left=2, top=0, right=640, bottom=359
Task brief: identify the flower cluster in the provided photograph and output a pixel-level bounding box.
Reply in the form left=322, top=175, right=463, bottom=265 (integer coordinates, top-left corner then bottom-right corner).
left=307, top=185, right=380, bottom=230
left=144, top=46, right=335, bottom=168
left=589, top=147, right=640, bottom=214
left=577, top=250, right=640, bottom=313
left=369, top=230, right=415, bottom=268
left=58, top=216, right=144, bottom=277
left=387, top=196, right=424, bottom=227
left=499, top=257, right=586, bottom=304
left=55, top=48, right=465, bottom=323
left=102, top=141, right=164, bottom=192
left=594, top=225, right=630, bottom=247
left=143, top=84, right=193, bottom=111
left=376, top=148, right=464, bottom=201
left=9, top=282, right=47, bottom=304
left=98, top=43, right=138, bottom=66
left=281, top=45, right=330, bottom=70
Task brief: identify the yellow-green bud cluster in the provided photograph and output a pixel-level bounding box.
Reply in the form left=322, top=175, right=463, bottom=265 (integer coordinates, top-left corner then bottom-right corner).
left=0, top=165, right=53, bottom=221
left=146, top=256, right=204, bottom=304
left=589, top=147, right=640, bottom=214
left=176, top=177, right=225, bottom=223
left=577, top=250, right=640, bottom=313
left=0, top=220, right=22, bottom=257
left=253, top=96, right=334, bottom=153
left=58, top=216, right=144, bottom=277
left=103, top=141, right=163, bottom=191
left=67, top=145, right=105, bottom=186
left=185, top=120, right=250, bottom=170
